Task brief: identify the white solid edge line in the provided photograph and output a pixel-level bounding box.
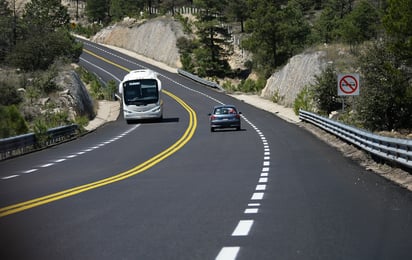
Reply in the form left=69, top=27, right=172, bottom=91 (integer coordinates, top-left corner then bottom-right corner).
left=216, top=247, right=240, bottom=260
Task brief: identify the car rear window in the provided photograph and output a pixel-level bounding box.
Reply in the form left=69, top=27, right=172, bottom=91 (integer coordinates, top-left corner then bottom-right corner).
left=214, top=107, right=237, bottom=114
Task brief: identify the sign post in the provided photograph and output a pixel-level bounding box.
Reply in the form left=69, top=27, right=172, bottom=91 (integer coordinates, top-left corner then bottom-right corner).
left=337, top=74, right=360, bottom=111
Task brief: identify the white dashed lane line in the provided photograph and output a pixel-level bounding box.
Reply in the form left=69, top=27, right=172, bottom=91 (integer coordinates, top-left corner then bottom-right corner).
left=244, top=208, right=259, bottom=214
left=217, top=117, right=271, bottom=260
left=216, top=247, right=241, bottom=260
left=1, top=175, right=19, bottom=180
left=1, top=125, right=138, bottom=181
left=81, top=43, right=273, bottom=259
left=23, top=169, right=38, bottom=174
left=256, top=184, right=266, bottom=191
left=232, top=220, right=254, bottom=236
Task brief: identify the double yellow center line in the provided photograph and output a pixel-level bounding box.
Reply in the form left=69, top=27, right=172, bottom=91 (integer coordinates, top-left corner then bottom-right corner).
left=0, top=49, right=197, bottom=217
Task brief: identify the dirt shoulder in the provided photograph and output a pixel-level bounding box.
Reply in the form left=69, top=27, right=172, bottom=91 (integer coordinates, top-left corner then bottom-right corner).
left=302, top=122, right=412, bottom=191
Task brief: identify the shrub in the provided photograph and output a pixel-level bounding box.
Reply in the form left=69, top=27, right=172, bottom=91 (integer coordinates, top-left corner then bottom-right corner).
left=0, top=81, right=23, bottom=106
left=105, top=80, right=118, bottom=100
left=221, top=80, right=237, bottom=93
left=6, top=30, right=81, bottom=71
left=33, top=119, right=48, bottom=147
left=238, top=77, right=266, bottom=93
left=72, top=23, right=103, bottom=38
left=355, top=41, right=412, bottom=131
left=293, top=86, right=315, bottom=115
left=0, top=105, right=29, bottom=138
left=312, top=64, right=341, bottom=115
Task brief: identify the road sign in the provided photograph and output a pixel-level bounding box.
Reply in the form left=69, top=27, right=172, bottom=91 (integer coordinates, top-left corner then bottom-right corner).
left=338, top=74, right=359, bottom=96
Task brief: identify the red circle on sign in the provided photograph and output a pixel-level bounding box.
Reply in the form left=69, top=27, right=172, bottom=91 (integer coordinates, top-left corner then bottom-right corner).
left=339, top=75, right=358, bottom=94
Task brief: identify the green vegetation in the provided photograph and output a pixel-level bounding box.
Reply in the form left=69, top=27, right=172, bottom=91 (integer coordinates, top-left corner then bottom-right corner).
left=237, top=78, right=266, bottom=93
left=3, top=0, right=82, bottom=70
left=76, top=67, right=117, bottom=101
left=293, top=86, right=315, bottom=115
left=355, top=41, right=412, bottom=131
left=0, top=0, right=411, bottom=137
left=72, top=23, right=103, bottom=38
left=243, top=0, right=310, bottom=77
left=0, top=0, right=83, bottom=138
left=312, top=65, right=342, bottom=116
left=0, top=105, right=28, bottom=138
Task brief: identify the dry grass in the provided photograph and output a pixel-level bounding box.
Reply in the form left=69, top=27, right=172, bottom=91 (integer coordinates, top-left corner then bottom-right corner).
left=307, top=42, right=360, bottom=73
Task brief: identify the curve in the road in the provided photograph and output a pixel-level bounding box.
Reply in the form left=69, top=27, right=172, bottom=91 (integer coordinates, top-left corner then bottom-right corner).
left=0, top=55, right=197, bottom=218
left=84, top=44, right=274, bottom=260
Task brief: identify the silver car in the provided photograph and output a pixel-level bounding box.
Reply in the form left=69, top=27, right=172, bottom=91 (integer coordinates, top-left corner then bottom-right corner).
left=209, top=105, right=242, bottom=132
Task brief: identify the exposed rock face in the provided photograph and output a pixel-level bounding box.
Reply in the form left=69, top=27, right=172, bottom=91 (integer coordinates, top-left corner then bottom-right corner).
left=261, top=51, right=327, bottom=107
left=53, top=68, right=95, bottom=120
left=92, top=17, right=184, bottom=68
left=91, top=15, right=328, bottom=110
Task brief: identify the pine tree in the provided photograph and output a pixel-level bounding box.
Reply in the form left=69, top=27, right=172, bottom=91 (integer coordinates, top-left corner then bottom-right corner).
left=243, top=0, right=310, bottom=75
left=0, top=0, right=13, bottom=60
left=383, top=0, right=412, bottom=65
left=193, top=0, right=231, bottom=77
left=22, top=0, right=70, bottom=36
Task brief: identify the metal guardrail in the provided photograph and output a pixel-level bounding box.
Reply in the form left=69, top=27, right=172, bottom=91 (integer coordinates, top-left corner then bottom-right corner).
left=299, top=110, right=412, bottom=169
left=0, top=124, right=79, bottom=160
left=177, top=69, right=225, bottom=91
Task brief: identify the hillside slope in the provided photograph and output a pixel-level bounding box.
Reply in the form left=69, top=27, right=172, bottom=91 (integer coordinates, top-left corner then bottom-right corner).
left=91, top=16, right=329, bottom=108
left=92, top=17, right=184, bottom=68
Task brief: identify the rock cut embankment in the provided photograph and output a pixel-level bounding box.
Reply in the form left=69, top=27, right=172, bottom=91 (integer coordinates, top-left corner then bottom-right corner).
left=92, top=17, right=184, bottom=68
left=92, top=16, right=328, bottom=107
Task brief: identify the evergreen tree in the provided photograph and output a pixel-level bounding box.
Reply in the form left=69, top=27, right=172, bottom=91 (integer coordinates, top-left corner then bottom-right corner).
left=225, top=0, right=250, bottom=32
left=110, top=0, right=144, bottom=20
left=6, top=0, right=82, bottom=70
left=22, top=0, right=70, bottom=36
left=86, top=0, right=110, bottom=23
left=313, top=7, right=337, bottom=43
left=0, top=0, right=13, bottom=61
left=356, top=41, right=412, bottom=131
left=0, top=105, right=29, bottom=138
left=277, top=1, right=311, bottom=60
left=312, top=65, right=341, bottom=115
left=193, top=0, right=231, bottom=77
left=159, top=0, right=188, bottom=15
left=383, top=0, right=412, bottom=65
left=330, top=0, right=355, bottom=19
left=243, top=0, right=310, bottom=75
left=339, top=0, right=381, bottom=48
left=243, top=0, right=279, bottom=74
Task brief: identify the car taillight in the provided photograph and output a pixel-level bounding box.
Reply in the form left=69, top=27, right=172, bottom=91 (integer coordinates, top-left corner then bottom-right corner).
left=211, top=115, right=216, bottom=120
left=235, top=114, right=240, bottom=119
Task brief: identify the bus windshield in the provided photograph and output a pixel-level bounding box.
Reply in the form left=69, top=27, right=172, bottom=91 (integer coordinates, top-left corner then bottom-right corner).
left=123, top=79, right=159, bottom=106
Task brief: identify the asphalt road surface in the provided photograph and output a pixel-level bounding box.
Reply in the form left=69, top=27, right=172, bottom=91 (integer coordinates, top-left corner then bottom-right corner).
left=1, top=39, right=412, bottom=260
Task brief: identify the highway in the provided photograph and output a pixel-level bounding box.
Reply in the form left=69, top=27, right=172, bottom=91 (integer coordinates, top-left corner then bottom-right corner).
left=1, top=39, right=412, bottom=259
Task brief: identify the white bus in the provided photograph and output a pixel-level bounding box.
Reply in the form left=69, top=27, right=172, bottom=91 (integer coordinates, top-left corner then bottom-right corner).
left=119, top=69, right=163, bottom=123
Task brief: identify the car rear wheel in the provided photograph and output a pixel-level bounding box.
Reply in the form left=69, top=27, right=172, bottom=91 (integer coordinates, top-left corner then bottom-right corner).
left=210, top=127, right=215, bottom=132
